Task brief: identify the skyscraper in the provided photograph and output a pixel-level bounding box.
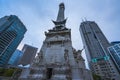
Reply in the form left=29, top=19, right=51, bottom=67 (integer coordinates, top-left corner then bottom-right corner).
left=80, top=21, right=120, bottom=80
left=8, top=49, right=23, bottom=66
left=19, top=3, right=93, bottom=80
left=108, top=41, right=120, bottom=73
left=19, top=44, right=38, bottom=66
left=0, top=15, right=27, bottom=67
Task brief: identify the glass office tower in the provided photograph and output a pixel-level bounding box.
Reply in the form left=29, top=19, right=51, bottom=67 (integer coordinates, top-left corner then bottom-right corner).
left=108, top=41, right=120, bottom=73
left=8, top=49, right=23, bottom=66
left=0, top=15, right=27, bottom=67
left=80, top=21, right=120, bottom=80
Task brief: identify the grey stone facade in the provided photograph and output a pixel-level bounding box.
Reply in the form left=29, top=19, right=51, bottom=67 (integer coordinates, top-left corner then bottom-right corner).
left=19, top=3, right=93, bottom=80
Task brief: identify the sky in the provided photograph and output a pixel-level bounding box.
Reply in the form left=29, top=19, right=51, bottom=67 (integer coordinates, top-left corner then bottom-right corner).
left=0, top=0, right=120, bottom=68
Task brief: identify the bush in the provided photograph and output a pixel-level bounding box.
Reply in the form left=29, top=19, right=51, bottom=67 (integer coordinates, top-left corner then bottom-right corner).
left=0, top=68, right=5, bottom=75
left=3, top=69, right=15, bottom=77
left=92, top=74, right=101, bottom=80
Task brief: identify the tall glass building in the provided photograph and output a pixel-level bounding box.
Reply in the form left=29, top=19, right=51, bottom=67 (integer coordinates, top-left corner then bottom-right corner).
left=108, top=41, right=120, bottom=73
left=0, top=15, right=27, bottom=67
left=80, top=21, right=120, bottom=80
left=8, top=49, right=23, bottom=66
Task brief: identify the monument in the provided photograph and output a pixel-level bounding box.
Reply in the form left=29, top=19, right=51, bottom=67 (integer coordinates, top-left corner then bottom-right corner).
left=19, top=3, right=93, bottom=80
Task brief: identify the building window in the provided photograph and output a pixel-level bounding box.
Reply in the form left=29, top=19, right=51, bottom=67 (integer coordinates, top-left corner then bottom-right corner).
left=47, top=42, right=51, bottom=47
left=0, top=30, right=17, bottom=54
left=93, top=33, right=97, bottom=39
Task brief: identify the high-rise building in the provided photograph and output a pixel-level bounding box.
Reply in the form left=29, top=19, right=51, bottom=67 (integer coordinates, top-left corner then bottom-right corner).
left=0, top=15, right=27, bottom=67
left=19, top=44, right=38, bottom=66
left=108, top=41, right=120, bottom=73
left=80, top=21, right=120, bottom=80
left=8, top=49, right=23, bottom=66
left=19, top=3, right=93, bottom=80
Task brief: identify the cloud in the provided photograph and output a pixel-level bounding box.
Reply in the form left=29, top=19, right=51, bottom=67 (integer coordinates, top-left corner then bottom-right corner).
left=0, top=0, right=120, bottom=68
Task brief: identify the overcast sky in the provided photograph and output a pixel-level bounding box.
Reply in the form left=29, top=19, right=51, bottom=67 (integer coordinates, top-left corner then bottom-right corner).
left=0, top=0, right=120, bottom=67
